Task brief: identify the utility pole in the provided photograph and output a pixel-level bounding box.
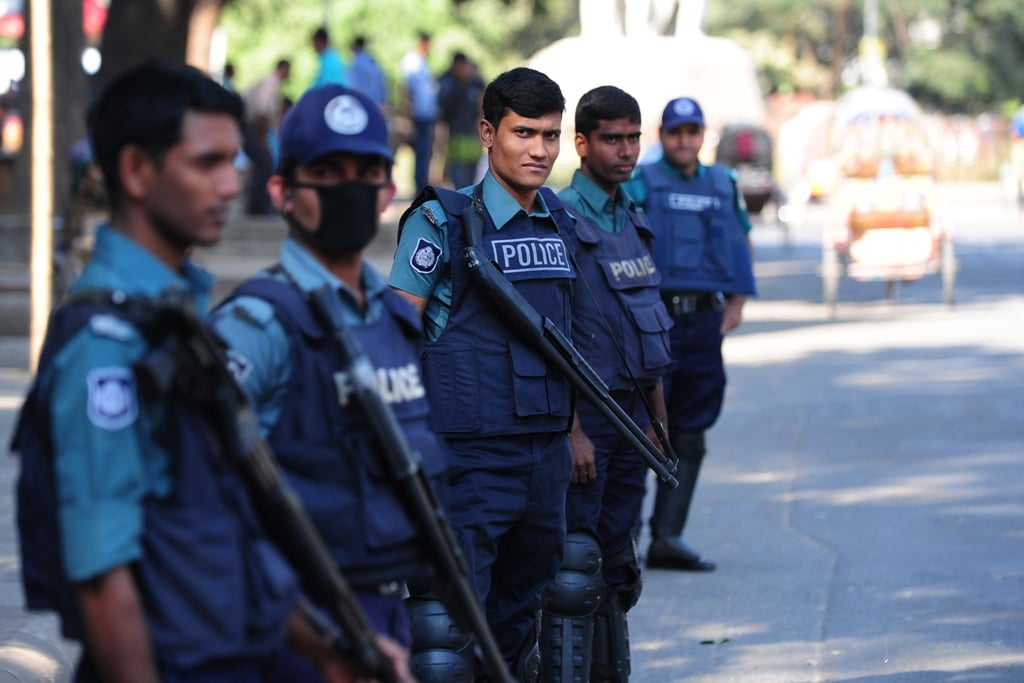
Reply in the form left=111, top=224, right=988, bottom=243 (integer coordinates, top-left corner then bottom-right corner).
left=28, top=0, right=53, bottom=371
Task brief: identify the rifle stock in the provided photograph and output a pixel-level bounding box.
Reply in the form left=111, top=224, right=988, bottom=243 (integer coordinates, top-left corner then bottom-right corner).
left=463, top=246, right=679, bottom=487
left=133, top=296, right=399, bottom=683
left=308, top=285, right=515, bottom=683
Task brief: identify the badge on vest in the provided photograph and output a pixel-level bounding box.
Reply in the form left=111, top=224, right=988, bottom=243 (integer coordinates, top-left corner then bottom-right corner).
left=410, top=237, right=442, bottom=274
left=490, top=237, right=571, bottom=275
left=667, top=193, right=719, bottom=211
left=86, top=366, right=138, bottom=431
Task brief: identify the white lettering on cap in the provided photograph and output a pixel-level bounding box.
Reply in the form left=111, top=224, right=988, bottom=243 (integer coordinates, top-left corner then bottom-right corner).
left=674, top=99, right=696, bottom=117
left=324, top=95, right=368, bottom=135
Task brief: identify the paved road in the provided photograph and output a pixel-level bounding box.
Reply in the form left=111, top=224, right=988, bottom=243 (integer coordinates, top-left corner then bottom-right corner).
left=0, top=182, right=1021, bottom=681
left=629, top=182, right=1024, bottom=681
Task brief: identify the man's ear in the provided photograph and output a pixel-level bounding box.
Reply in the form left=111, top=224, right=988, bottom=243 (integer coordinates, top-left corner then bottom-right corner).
left=574, top=131, right=589, bottom=160
left=377, top=181, right=397, bottom=214
left=479, top=119, right=495, bottom=150
left=118, top=145, right=155, bottom=201
left=267, top=175, right=288, bottom=210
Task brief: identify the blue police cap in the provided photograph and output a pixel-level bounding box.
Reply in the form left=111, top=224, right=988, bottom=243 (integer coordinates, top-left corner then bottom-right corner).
left=661, top=97, right=705, bottom=130
left=278, top=84, right=392, bottom=167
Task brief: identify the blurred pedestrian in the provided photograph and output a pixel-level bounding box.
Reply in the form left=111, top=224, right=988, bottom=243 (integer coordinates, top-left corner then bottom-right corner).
left=625, top=96, right=757, bottom=572
left=311, top=27, right=349, bottom=89
left=349, top=36, right=388, bottom=110
left=400, top=32, right=439, bottom=192
left=438, top=52, right=484, bottom=189
left=244, top=58, right=291, bottom=215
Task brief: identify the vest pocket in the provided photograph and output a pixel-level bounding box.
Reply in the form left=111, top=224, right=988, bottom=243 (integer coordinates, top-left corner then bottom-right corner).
left=668, top=215, right=703, bottom=272
left=629, top=303, right=674, bottom=373
left=509, top=339, right=553, bottom=417
left=422, top=344, right=481, bottom=433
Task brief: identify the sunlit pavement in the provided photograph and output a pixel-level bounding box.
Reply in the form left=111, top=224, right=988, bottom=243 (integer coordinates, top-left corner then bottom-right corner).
left=0, top=183, right=1021, bottom=681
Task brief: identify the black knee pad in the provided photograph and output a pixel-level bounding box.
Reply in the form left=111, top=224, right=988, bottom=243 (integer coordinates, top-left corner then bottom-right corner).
left=406, top=595, right=475, bottom=683
left=591, top=598, right=630, bottom=683
left=539, top=532, right=603, bottom=683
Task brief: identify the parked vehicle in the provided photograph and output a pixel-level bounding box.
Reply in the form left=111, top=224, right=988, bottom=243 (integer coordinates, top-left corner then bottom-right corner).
left=821, top=86, right=954, bottom=313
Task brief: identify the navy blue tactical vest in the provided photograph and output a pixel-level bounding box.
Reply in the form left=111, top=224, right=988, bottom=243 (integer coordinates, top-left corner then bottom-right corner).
left=571, top=213, right=674, bottom=391
left=224, top=278, right=446, bottom=588
left=639, top=163, right=756, bottom=296
left=403, top=185, right=577, bottom=438
left=11, top=296, right=296, bottom=670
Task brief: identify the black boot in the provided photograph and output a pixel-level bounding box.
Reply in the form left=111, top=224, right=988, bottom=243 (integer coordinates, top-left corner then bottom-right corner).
left=646, top=431, right=716, bottom=571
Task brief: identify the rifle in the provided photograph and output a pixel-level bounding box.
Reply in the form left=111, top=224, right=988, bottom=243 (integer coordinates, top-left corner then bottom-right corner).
left=460, top=199, right=679, bottom=487
left=308, top=285, right=515, bottom=683
left=130, top=291, right=399, bottom=683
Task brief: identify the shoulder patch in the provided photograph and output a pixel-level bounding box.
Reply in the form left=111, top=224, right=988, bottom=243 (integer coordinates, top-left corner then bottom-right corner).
left=229, top=297, right=277, bottom=329
left=88, top=313, right=135, bottom=342
left=410, top=237, right=443, bottom=274
left=86, top=366, right=137, bottom=431
left=225, top=349, right=253, bottom=385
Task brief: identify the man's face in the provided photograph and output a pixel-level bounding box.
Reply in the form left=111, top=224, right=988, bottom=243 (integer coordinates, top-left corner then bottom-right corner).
left=272, top=152, right=394, bottom=231
left=576, top=117, right=641, bottom=194
left=660, top=122, right=704, bottom=174
left=482, top=111, right=561, bottom=199
left=142, top=111, right=241, bottom=248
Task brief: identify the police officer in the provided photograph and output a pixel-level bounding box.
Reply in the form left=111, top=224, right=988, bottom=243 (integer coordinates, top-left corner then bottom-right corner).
left=11, top=63, right=391, bottom=683
left=543, top=86, right=673, bottom=682
left=389, top=67, right=575, bottom=680
left=625, top=96, right=757, bottom=572
left=209, top=84, right=448, bottom=680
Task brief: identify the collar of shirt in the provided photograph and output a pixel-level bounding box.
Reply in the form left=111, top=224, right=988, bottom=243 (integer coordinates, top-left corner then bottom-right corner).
left=75, top=224, right=214, bottom=312
left=568, top=169, right=636, bottom=234
left=474, top=170, right=552, bottom=230
left=278, top=237, right=387, bottom=322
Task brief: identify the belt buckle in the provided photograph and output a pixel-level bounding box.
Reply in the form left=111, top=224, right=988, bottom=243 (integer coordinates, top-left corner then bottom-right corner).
left=670, top=294, right=697, bottom=315
left=712, top=292, right=727, bottom=312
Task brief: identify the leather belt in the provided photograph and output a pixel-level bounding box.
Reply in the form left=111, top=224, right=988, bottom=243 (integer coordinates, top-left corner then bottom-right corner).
left=661, top=291, right=726, bottom=316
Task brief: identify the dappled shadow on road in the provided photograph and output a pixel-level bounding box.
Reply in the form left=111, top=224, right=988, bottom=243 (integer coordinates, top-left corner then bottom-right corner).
left=632, top=303, right=1024, bottom=680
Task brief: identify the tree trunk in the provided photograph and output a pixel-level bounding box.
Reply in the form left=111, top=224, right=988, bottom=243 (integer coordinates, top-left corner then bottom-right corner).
left=186, top=0, right=225, bottom=72
left=829, top=0, right=849, bottom=99
left=95, top=0, right=197, bottom=91
left=52, top=0, right=88, bottom=224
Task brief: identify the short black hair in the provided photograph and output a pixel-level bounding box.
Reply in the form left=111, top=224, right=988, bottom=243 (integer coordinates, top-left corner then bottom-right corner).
left=482, top=67, right=564, bottom=129
left=353, top=36, right=367, bottom=50
left=313, top=27, right=329, bottom=43
left=276, top=59, right=291, bottom=71
left=88, top=61, right=244, bottom=211
left=575, top=86, right=641, bottom=138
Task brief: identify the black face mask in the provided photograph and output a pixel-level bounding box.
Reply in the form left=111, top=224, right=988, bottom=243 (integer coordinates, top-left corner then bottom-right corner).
left=284, top=180, right=383, bottom=257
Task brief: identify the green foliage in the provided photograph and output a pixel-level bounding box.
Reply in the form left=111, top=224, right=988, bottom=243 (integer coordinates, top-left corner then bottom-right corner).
left=706, top=0, right=1024, bottom=112
left=220, top=0, right=577, bottom=106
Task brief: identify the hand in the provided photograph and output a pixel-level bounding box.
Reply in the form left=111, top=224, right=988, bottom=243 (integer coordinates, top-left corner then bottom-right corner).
left=721, top=295, right=746, bottom=334
left=318, top=636, right=417, bottom=683
left=645, top=420, right=667, bottom=455
left=568, top=427, right=597, bottom=484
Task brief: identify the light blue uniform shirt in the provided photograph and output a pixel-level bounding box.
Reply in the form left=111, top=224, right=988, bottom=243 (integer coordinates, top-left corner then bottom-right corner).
left=312, top=48, right=349, bottom=89
left=47, top=225, right=213, bottom=581
left=624, top=159, right=753, bottom=234
left=558, top=169, right=636, bottom=235
left=209, top=237, right=388, bottom=436
left=387, top=171, right=553, bottom=341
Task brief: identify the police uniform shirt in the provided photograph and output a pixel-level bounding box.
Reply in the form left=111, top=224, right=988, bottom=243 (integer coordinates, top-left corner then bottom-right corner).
left=559, top=168, right=635, bottom=235
left=388, top=170, right=556, bottom=341
left=47, top=225, right=213, bottom=582
left=209, top=237, right=389, bottom=435
left=624, top=158, right=753, bottom=234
